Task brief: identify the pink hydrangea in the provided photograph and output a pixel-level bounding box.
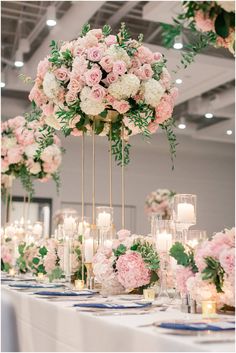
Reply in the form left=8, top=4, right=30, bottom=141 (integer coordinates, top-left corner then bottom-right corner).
left=219, top=248, right=235, bottom=276
left=37, top=58, right=51, bottom=80
left=44, top=250, right=57, bottom=273
left=187, top=273, right=218, bottom=302
left=155, top=94, right=174, bottom=124
left=1, top=245, right=13, bottom=265
left=7, top=146, right=23, bottom=164
left=117, top=229, right=131, bottom=241
left=116, top=251, right=151, bottom=290
left=176, top=266, right=194, bottom=294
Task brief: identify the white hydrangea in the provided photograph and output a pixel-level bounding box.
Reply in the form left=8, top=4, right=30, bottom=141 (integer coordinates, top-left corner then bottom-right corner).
left=29, top=162, right=41, bottom=175
left=2, top=137, right=17, bottom=149
left=25, top=143, right=39, bottom=159
left=108, top=74, right=140, bottom=100
left=141, top=78, right=165, bottom=107
left=80, top=87, right=105, bottom=115
left=44, top=115, right=61, bottom=130
left=43, top=72, right=60, bottom=100
left=106, top=45, right=131, bottom=67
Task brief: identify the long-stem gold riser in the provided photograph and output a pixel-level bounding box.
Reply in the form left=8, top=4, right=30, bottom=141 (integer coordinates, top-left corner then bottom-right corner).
left=121, top=123, right=125, bottom=229
left=81, top=132, right=85, bottom=282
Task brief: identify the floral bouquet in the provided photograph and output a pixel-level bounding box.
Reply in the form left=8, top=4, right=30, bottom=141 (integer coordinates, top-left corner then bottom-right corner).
left=93, top=230, right=160, bottom=295
left=1, top=240, right=15, bottom=272
left=170, top=227, right=235, bottom=309
left=1, top=115, right=63, bottom=195
left=28, top=23, right=178, bottom=166
left=145, top=188, right=176, bottom=219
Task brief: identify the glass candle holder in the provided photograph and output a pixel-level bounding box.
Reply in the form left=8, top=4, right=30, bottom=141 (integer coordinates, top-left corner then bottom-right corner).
left=173, top=194, right=197, bottom=228
left=201, top=300, right=217, bottom=318
left=152, top=219, right=175, bottom=253
left=78, top=217, right=91, bottom=238
left=96, top=207, right=113, bottom=230
left=74, top=279, right=85, bottom=290
left=32, top=221, right=43, bottom=238
left=63, top=214, right=78, bottom=238
left=143, top=288, right=156, bottom=301
left=184, top=230, right=207, bottom=248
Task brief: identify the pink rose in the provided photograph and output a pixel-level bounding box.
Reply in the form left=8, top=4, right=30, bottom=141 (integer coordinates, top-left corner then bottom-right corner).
left=69, top=115, right=81, bottom=129
left=90, top=84, right=106, bottom=101
left=37, top=58, right=50, bottom=80
left=8, top=116, right=25, bottom=130
left=153, top=52, right=162, bottom=61
left=105, top=72, right=118, bottom=85
left=84, top=67, right=102, bottom=86
left=65, top=90, right=77, bottom=104
left=160, top=68, right=171, bottom=90
left=148, top=121, right=159, bottom=134
left=131, top=58, right=141, bottom=69
left=39, top=177, right=50, bottom=183
left=7, top=146, right=23, bottom=164
left=113, top=60, right=127, bottom=76
left=136, top=46, right=153, bottom=64
left=90, top=29, right=103, bottom=40
left=68, top=78, right=83, bottom=94
left=29, top=84, right=48, bottom=107
left=1, top=158, right=9, bottom=172
left=123, top=116, right=141, bottom=136
left=15, top=128, right=35, bottom=146
left=195, top=11, right=215, bottom=32
left=54, top=67, right=69, bottom=81
left=100, top=55, right=114, bottom=73
left=71, top=129, right=83, bottom=137
left=44, top=250, right=57, bottom=273
left=105, top=35, right=117, bottom=46
left=42, top=103, right=54, bottom=116
left=116, top=251, right=151, bottom=289
left=117, top=229, right=131, bottom=241
left=155, top=94, right=174, bottom=124
left=87, top=46, right=103, bottom=62
left=139, top=64, right=154, bottom=80
left=112, top=100, right=130, bottom=114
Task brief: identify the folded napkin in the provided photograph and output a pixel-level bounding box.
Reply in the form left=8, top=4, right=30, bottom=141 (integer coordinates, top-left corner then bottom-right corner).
left=35, top=290, right=95, bottom=296
left=9, top=283, right=63, bottom=289
left=158, top=321, right=235, bottom=331
left=73, top=302, right=152, bottom=309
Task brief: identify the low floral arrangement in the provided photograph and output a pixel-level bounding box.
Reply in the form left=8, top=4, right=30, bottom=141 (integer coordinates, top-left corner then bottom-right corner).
left=93, top=230, right=160, bottom=294
left=170, top=227, right=235, bottom=309
left=1, top=239, right=16, bottom=272
left=28, top=23, right=178, bottom=166
left=1, top=115, right=63, bottom=196
left=145, top=188, right=176, bottom=219
left=162, top=1, right=235, bottom=68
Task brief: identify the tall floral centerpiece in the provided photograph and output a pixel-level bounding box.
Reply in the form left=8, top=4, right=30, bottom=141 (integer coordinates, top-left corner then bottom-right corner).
left=93, top=230, right=160, bottom=295
left=170, top=227, right=235, bottom=309
left=1, top=115, right=63, bottom=197
left=145, top=188, right=176, bottom=219
left=28, top=23, right=178, bottom=165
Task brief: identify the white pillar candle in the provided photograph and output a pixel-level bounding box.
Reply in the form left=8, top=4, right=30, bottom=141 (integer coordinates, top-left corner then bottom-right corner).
left=156, top=231, right=172, bottom=252
left=84, top=238, right=94, bottom=262
left=177, top=203, right=195, bottom=223
left=104, top=239, right=113, bottom=248
left=63, top=237, right=71, bottom=277
left=187, top=238, right=198, bottom=248
left=78, top=221, right=89, bottom=235
left=43, top=206, right=50, bottom=238
left=33, top=223, right=43, bottom=237
left=63, top=216, right=76, bottom=233
left=97, top=212, right=111, bottom=228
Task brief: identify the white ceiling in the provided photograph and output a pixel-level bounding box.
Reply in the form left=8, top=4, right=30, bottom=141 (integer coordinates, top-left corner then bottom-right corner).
left=1, top=1, right=235, bottom=144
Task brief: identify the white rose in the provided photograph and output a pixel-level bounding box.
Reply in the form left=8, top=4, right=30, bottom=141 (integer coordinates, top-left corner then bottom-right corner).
left=43, top=72, right=60, bottom=100
left=142, top=78, right=165, bottom=107
left=29, top=162, right=41, bottom=175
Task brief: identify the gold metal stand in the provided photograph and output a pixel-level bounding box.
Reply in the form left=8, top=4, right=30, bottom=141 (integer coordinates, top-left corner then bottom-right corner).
left=121, top=124, right=125, bottom=229
left=81, top=132, right=85, bottom=282
left=92, top=122, right=96, bottom=227
left=85, top=262, right=94, bottom=289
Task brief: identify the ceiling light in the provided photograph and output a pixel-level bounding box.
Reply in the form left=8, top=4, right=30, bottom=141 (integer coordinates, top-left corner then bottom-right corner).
left=178, top=117, right=186, bottom=129
left=226, top=130, right=233, bottom=135
left=14, top=49, right=24, bottom=67
left=46, top=6, right=57, bottom=26
left=1, top=72, right=6, bottom=88
left=173, top=35, right=183, bottom=50
left=205, top=112, right=213, bottom=119
left=175, top=78, right=182, bottom=84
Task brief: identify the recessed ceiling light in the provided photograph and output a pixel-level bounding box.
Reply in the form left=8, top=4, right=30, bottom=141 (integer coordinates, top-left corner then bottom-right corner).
left=46, top=6, right=57, bottom=27
left=0, top=82, right=5, bottom=88
left=173, top=35, right=183, bottom=50
left=14, top=50, right=24, bottom=67
left=205, top=113, right=213, bottom=119
left=226, top=130, right=233, bottom=135
left=178, top=123, right=186, bottom=129
left=14, top=60, right=24, bottom=68
left=46, top=19, right=57, bottom=27
left=1, top=72, right=5, bottom=87
left=175, top=78, right=182, bottom=84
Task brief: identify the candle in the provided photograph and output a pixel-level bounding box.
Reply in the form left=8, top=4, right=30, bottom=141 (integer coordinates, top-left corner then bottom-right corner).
left=20, top=217, right=24, bottom=226
left=78, top=221, right=90, bottom=235
left=143, top=288, right=155, bottom=301
left=201, top=300, right=217, bottom=318
left=104, top=239, right=113, bottom=248
left=97, top=212, right=111, bottom=228
left=84, top=238, right=94, bottom=262
left=63, top=238, right=71, bottom=277
left=33, top=223, right=43, bottom=237
left=43, top=206, right=50, bottom=238
left=156, top=231, right=172, bottom=252
left=74, top=279, right=84, bottom=290
left=187, top=238, right=198, bottom=248
left=63, top=216, right=76, bottom=233
left=177, top=203, right=195, bottom=223
left=9, top=268, right=16, bottom=277
left=37, top=273, right=45, bottom=282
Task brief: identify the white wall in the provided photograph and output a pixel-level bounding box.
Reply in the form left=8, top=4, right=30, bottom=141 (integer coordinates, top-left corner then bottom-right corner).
left=6, top=133, right=235, bottom=237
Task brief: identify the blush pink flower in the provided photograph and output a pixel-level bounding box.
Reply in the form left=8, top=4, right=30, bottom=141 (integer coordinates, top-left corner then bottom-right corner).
left=153, top=52, right=162, bottom=61
left=160, top=68, right=171, bottom=90
left=1, top=158, right=9, bottom=172
left=113, top=60, right=127, bottom=76
left=42, top=103, right=54, bottom=116
left=219, top=248, right=235, bottom=276
left=138, top=64, right=154, bottom=80
left=87, top=46, right=103, bottom=62
left=105, top=35, right=117, bottom=46
left=68, top=115, right=81, bottom=129
left=155, top=94, right=174, bottom=124
left=105, top=72, right=118, bottom=85
left=7, top=146, right=23, bottom=164
left=90, top=84, right=106, bottom=101
left=112, top=100, right=130, bottom=114
left=195, top=10, right=215, bottom=32
left=176, top=266, right=194, bottom=294
left=116, top=251, right=151, bottom=290
left=99, top=55, right=114, bottom=72
left=71, top=129, right=83, bottom=136
left=1, top=245, right=13, bottom=265
left=54, top=67, right=69, bottom=82
left=117, top=229, right=131, bottom=241
left=37, top=58, right=50, bottom=80
left=136, top=46, right=153, bottom=64
left=8, top=116, right=25, bottom=130
left=44, top=250, right=57, bottom=273
left=148, top=121, right=159, bottom=134
left=68, top=78, right=83, bottom=94
left=84, top=67, right=102, bottom=86
left=29, top=84, right=48, bottom=107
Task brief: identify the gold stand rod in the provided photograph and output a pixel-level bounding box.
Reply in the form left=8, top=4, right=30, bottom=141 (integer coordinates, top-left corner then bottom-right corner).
left=92, top=123, right=95, bottom=226
left=8, top=187, right=12, bottom=224
left=81, top=132, right=85, bottom=282
left=109, top=127, right=112, bottom=209
left=121, top=124, right=125, bottom=229
left=26, top=193, right=30, bottom=221
left=5, top=188, right=9, bottom=225
left=23, top=194, right=26, bottom=220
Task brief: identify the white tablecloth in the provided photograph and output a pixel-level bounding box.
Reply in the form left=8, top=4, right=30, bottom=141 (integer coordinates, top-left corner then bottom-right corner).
left=1, top=285, right=235, bottom=352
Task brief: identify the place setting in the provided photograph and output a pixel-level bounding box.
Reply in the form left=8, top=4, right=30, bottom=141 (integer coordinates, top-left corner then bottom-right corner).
left=1, top=1, right=235, bottom=352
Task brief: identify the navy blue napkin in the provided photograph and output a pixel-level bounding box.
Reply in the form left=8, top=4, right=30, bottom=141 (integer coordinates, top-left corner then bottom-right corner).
left=9, top=283, right=63, bottom=289
left=158, top=321, right=235, bottom=331
left=73, top=302, right=152, bottom=309
left=35, top=290, right=95, bottom=296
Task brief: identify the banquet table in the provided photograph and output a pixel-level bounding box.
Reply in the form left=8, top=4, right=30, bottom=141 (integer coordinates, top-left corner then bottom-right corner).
left=1, top=285, right=235, bottom=352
